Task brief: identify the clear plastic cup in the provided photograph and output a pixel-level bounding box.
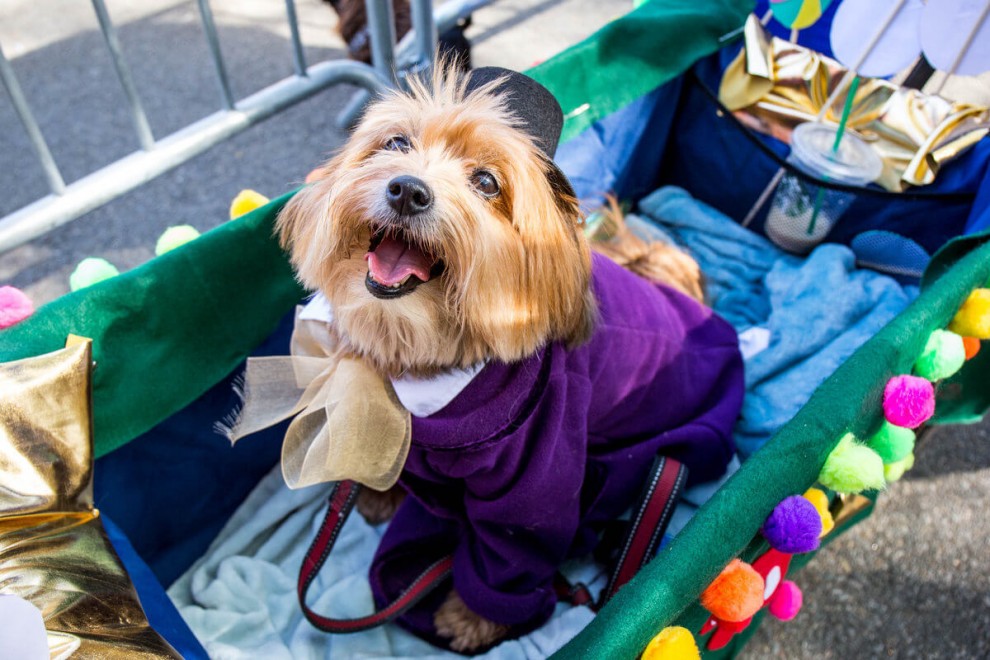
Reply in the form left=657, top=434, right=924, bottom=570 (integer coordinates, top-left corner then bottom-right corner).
left=765, top=122, right=883, bottom=254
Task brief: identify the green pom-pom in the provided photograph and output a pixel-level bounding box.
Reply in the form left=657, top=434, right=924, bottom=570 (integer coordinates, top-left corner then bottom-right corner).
left=867, top=421, right=915, bottom=463
left=70, top=257, right=120, bottom=291
left=884, top=453, right=916, bottom=482
left=819, top=433, right=886, bottom=493
left=155, top=225, right=201, bottom=256
left=914, top=329, right=965, bottom=381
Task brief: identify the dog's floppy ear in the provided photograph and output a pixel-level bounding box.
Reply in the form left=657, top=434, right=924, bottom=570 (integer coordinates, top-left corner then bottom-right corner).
left=509, top=155, right=597, bottom=350
left=275, top=155, right=346, bottom=290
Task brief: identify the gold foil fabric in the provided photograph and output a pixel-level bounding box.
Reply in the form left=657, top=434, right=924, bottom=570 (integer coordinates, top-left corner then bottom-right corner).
left=720, top=15, right=990, bottom=191
left=223, top=307, right=412, bottom=492
left=0, top=341, right=180, bottom=658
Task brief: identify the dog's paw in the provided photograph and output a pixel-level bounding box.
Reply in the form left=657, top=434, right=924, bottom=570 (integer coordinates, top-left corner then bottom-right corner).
left=356, top=486, right=405, bottom=524
left=434, top=590, right=510, bottom=653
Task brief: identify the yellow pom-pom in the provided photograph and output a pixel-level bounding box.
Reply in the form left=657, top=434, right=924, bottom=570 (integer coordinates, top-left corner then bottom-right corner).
left=230, top=189, right=270, bottom=219
left=949, top=289, right=990, bottom=339
left=642, top=626, right=700, bottom=660
left=884, top=453, right=916, bottom=482
left=802, top=487, right=834, bottom=537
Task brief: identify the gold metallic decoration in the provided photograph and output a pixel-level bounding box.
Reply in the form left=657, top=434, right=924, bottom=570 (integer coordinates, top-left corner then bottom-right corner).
left=221, top=306, right=412, bottom=492
left=829, top=492, right=874, bottom=530
left=0, top=340, right=180, bottom=658
left=720, top=15, right=990, bottom=191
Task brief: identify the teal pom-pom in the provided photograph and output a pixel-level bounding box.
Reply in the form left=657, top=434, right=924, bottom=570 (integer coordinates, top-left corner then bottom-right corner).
left=70, top=257, right=120, bottom=291
left=868, top=421, right=915, bottom=464
left=914, top=329, right=965, bottom=381
left=819, top=433, right=886, bottom=493
left=155, top=225, right=201, bottom=256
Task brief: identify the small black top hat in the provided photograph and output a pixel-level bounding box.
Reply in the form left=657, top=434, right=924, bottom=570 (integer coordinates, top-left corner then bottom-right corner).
left=465, top=67, right=565, bottom=160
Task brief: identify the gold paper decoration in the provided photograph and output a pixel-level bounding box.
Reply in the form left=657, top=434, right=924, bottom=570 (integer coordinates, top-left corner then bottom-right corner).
left=0, top=341, right=180, bottom=658
left=720, top=15, right=990, bottom=192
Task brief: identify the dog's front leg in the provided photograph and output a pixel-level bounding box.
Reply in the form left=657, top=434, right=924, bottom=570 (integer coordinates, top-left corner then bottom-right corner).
left=356, top=485, right=406, bottom=524
left=434, top=590, right=510, bottom=653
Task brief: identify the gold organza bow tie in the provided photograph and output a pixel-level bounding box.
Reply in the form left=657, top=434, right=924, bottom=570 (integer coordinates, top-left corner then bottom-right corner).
left=221, top=307, right=411, bottom=492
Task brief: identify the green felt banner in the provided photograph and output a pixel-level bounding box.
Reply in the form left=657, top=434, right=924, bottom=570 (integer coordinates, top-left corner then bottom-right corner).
left=0, top=193, right=305, bottom=458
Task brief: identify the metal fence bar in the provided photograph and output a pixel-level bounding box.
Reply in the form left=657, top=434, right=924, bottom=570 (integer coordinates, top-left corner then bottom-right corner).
left=0, top=44, right=66, bottom=195
left=284, top=0, right=307, bottom=77
left=409, top=0, right=437, bottom=70
left=0, top=60, right=387, bottom=253
left=364, top=0, right=397, bottom=83
left=90, top=0, right=155, bottom=151
left=196, top=0, right=235, bottom=109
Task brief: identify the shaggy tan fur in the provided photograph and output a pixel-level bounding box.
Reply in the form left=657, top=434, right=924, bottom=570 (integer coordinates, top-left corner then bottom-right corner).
left=589, top=196, right=705, bottom=302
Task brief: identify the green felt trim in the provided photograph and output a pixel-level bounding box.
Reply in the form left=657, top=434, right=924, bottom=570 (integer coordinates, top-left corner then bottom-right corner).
left=528, top=0, right=754, bottom=143
left=925, top=231, right=990, bottom=425
left=0, top=192, right=305, bottom=457
left=554, top=236, right=990, bottom=659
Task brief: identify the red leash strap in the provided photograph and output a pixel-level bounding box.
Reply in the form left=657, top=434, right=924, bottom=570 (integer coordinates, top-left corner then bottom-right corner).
left=298, top=458, right=686, bottom=633
left=599, top=456, right=687, bottom=606
left=297, top=480, right=454, bottom=634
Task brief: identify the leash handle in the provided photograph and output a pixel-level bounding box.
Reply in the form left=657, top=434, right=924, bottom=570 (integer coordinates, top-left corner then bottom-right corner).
left=297, top=480, right=453, bottom=634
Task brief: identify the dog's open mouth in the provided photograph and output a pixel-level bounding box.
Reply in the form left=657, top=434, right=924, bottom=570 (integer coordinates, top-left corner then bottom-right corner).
left=364, top=229, right=443, bottom=299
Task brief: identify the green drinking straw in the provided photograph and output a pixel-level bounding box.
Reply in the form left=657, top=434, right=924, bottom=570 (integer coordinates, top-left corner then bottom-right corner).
left=807, top=75, right=861, bottom=235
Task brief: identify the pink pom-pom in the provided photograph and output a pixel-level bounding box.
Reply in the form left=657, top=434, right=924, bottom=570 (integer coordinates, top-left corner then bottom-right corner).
left=768, top=580, right=802, bottom=621
left=883, top=375, right=935, bottom=429
left=0, top=286, right=35, bottom=329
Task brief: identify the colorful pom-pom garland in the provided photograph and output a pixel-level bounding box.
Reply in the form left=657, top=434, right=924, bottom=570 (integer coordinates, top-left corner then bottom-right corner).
left=230, top=189, right=270, bottom=219
left=700, top=559, right=765, bottom=623
left=913, top=329, right=965, bottom=382
left=156, top=225, right=201, bottom=256
left=802, top=488, right=834, bottom=537
left=768, top=580, right=803, bottom=621
left=883, top=375, right=935, bottom=429
left=948, top=288, right=990, bottom=339
left=761, top=495, right=822, bottom=554
left=0, top=286, right=34, bottom=329
left=962, top=336, right=981, bottom=360
left=819, top=433, right=885, bottom=494
left=69, top=257, right=120, bottom=292
left=642, top=626, right=700, bottom=660
left=868, top=421, right=915, bottom=464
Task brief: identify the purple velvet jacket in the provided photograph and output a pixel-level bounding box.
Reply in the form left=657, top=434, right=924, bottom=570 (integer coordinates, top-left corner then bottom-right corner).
left=370, top=253, right=744, bottom=642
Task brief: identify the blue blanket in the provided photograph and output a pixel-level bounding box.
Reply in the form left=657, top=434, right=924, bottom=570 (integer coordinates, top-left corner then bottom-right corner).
left=636, top=187, right=915, bottom=457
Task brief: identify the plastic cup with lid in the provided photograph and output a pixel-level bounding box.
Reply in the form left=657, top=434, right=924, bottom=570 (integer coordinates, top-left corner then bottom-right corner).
left=765, top=122, right=883, bottom=254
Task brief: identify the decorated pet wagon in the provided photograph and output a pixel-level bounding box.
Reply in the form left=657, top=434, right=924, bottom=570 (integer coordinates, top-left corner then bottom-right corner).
left=2, top=0, right=990, bottom=657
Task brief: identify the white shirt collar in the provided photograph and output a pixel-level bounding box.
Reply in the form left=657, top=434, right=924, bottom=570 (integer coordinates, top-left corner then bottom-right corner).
left=299, top=293, right=484, bottom=417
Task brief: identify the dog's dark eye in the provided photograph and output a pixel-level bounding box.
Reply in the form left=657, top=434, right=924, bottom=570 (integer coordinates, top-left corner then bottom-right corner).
left=471, top=170, right=500, bottom=198
left=383, top=135, right=411, bottom=152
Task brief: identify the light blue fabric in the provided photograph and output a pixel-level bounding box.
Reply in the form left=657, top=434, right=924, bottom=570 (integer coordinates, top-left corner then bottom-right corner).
left=637, top=187, right=916, bottom=457
left=167, top=465, right=606, bottom=659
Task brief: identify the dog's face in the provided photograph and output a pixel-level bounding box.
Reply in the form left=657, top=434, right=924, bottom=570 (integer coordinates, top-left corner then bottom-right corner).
left=277, top=67, right=595, bottom=376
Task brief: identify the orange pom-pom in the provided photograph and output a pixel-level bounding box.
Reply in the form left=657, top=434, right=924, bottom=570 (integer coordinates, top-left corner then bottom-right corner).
left=962, top=336, right=981, bottom=360
left=700, top=559, right=765, bottom=623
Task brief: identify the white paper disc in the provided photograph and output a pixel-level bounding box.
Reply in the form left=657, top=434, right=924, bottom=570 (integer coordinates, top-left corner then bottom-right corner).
left=830, top=0, right=924, bottom=77
left=921, top=0, right=990, bottom=77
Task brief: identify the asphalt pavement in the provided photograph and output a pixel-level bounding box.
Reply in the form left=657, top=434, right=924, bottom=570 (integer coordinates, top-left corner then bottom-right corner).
left=1, top=1, right=988, bottom=658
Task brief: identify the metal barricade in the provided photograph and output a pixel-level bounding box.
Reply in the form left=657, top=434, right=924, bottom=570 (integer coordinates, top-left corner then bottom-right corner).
left=0, top=0, right=462, bottom=254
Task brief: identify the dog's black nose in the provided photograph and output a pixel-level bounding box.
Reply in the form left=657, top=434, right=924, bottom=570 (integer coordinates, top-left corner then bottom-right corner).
left=386, top=176, right=433, bottom=216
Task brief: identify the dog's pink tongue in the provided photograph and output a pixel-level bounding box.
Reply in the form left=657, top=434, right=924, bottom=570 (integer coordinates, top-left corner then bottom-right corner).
left=365, top=235, right=433, bottom=286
